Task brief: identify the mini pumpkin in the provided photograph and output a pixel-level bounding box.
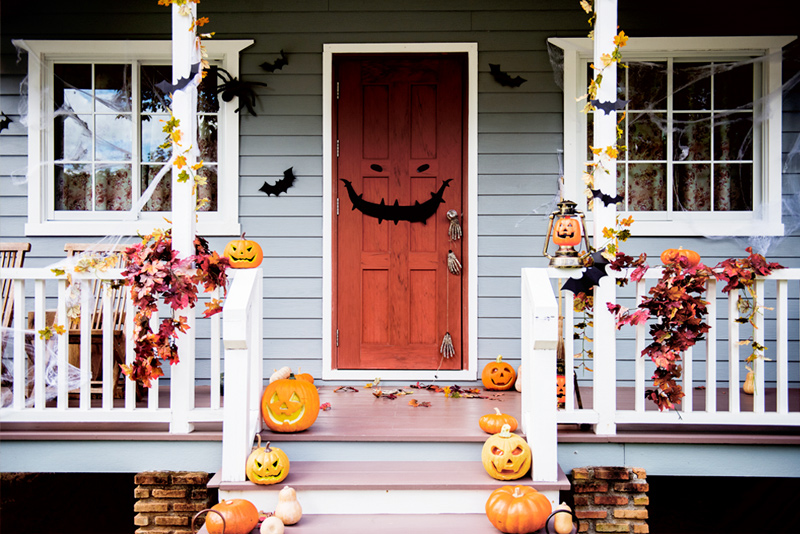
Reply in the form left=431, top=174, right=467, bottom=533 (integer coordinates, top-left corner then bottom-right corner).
left=482, top=355, right=517, bottom=391
left=660, top=246, right=700, bottom=269
left=261, top=377, right=320, bottom=432
left=224, top=232, right=264, bottom=268
left=479, top=407, right=519, bottom=434
left=552, top=216, right=582, bottom=247
left=245, top=435, right=290, bottom=485
left=485, top=485, right=552, bottom=534
left=481, top=424, right=532, bottom=481
left=295, top=372, right=314, bottom=384
left=203, top=499, right=259, bottom=534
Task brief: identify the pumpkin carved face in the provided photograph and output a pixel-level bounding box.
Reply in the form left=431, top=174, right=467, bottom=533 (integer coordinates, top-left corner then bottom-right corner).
left=224, top=233, right=264, bottom=268
left=482, top=355, right=517, bottom=391
left=552, top=216, right=582, bottom=247
left=482, top=424, right=532, bottom=480
left=556, top=375, right=566, bottom=409
left=485, top=485, right=552, bottom=534
left=261, top=377, right=320, bottom=432
left=245, top=437, right=290, bottom=485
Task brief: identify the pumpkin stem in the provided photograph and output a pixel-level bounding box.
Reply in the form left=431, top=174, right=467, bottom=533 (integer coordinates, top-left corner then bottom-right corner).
left=255, top=434, right=262, bottom=449
left=494, top=407, right=502, bottom=416
left=265, top=441, right=272, bottom=453
left=499, top=423, right=512, bottom=437
left=496, top=355, right=503, bottom=363
left=512, top=486, right=525, bottom=498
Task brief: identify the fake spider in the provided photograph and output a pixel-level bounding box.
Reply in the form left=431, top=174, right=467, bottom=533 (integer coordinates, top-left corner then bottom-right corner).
left=214, top=67, right=267, bottom=116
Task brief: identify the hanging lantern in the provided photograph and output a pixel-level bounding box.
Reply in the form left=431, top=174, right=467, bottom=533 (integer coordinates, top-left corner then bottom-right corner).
left=543, top=200, right=590, bottom=268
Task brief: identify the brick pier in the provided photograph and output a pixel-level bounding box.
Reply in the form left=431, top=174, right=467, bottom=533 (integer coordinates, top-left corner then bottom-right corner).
left=570, top=467, right=649, bottom=534
left=134, top=471, right=212, bottom=534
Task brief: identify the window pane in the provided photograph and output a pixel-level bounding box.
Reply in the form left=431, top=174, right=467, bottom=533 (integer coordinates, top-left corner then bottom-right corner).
left=674, top=164, right=711, bottom=211
left=197, top=165, right=218, bottom=212
left=715, top=164, right=752, bottom=211
left=141, top=165, right=171, bottom=211
left=54, top=64, right=92, bottom=113
left=627, top=163, right=666, bottom=211
left=628, top=113, right=666, bottom=161
left=198, top=116, right=218, bottom=162
left=714, top=114, right=753, bottom=160
left=198, top=70, right=220, bottom=113
left=55, top=114, right=93, bottom=161
left=141, top=115, right=171, bottom=162
left=95, top=114, right=132, bottom=161
left=95, top=64, right=131, bottom=113
left=55, top=164, right=91, bottom=211
left=674, top=114, right=711, bottom=161
left=673, top=63, right=712, bottom=111
left=95, top=164, right=132, bottom=211
left=627, top=61, right=667, bottom=110
left=715, top=62, right=753, bottom=110
left=141, top=65, right=172, bottom=113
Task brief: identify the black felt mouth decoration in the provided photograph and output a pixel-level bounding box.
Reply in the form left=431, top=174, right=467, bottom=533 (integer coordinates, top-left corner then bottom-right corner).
left=488, top=63, right=527, bottom=88
left=340, top=178, right=451, bottom=225
left=561, top=250, right=611, bottom=295
left=259, top=167, right=297, bottom=196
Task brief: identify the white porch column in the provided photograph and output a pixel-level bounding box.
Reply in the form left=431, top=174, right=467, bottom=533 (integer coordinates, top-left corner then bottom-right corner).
left=591, top=0, right=618, bottom=435
left=169, top=3, right=198, bottom=434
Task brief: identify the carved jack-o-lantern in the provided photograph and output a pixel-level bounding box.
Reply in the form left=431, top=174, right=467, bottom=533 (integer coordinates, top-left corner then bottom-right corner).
left=552, top=216, right=582, bottom=247
left=556, top=374, right=566, bottom=409
left=481, top=424, right=532, bottom=481
left=261, top=377, right=320, bottom=433
left=223, top=233, right=264, bottom=269
left=245, top=436, right=290, bottom=485
left=482, top=355, right=517, bottom=391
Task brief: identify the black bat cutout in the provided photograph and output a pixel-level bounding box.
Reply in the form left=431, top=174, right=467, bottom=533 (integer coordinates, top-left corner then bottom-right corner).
left=370, top=164, right=383, bottom=172
left=590, top=188, right=624, bottom=206
left=590, top=99, right=629, bottom=115
left=214, top=67, right=267, bottom=116
left=0, top=112, right=11, bottom=133
left=156, top=62, right=202, bottom=94
left=340, top=178, right=451, bottom=225
left=561, top=251, right=610, bottom=295
left=259, top=167, right=297, bottom=196
left=488, top=63, right=527, bottom=88
left=260, top=50, right=289, bottom=73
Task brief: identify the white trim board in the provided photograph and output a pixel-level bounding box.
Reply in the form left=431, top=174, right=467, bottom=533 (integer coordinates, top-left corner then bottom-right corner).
left=321, top=42, right=479, bottom=381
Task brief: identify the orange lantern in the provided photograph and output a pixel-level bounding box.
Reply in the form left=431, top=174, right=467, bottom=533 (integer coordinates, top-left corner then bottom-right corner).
left=543, top=200, right=589, bottom=268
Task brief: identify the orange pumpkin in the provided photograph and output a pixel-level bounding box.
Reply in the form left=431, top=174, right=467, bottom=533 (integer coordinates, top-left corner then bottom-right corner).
left=203, top=499, right=259, bottom=534
left=552, top=216, right=582, bottom=247
left=479, top=407, right=519, bottom=434
left=295, top=372, right=314, bottom=384
left=485, top=485, right=552, bottom=534
left=261, top=377, right=320, bottom=432
left=660, top=247, right=700, bottom=269
left=556, top=374, right=566, bottom=409
left=481, top=424, right=532, bottom=481
left=245, top=436, right=290, bottom=485
left=482, top=355, right=517, bottom=391
left=223, top=232, right=264, bottom=268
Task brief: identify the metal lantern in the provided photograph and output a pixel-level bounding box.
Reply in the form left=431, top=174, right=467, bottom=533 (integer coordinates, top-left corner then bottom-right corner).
left=543, top=200, right=591, bottom=268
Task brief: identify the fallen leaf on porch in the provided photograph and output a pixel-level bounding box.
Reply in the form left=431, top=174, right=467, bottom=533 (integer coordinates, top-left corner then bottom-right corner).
left=320, top=402, right=331, bottom=411
left=372, top=388, right=411, bottom=399
left=408, top=399, right=431, bottom=408
left=366, top=377, right=381, bottom=387
left=334, top=386, right=359, bottom=393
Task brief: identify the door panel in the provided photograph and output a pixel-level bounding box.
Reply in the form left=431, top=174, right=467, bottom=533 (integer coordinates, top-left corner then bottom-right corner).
left=335, top=54, right=465, bottom=370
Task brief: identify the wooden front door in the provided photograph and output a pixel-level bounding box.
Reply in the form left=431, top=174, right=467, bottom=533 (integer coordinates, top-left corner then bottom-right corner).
left=334, top=54, right=466, bottom=370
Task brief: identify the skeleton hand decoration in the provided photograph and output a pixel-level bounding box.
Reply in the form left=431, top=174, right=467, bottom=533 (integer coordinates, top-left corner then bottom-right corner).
left=440, top=332, right=455, bottom=358
left=446, top=209, right=462, bottom=241
left=447, top=250, right=462, bottom=275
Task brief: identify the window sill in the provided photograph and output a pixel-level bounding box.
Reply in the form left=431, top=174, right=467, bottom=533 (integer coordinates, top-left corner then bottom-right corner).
left=606, top=217, right=784, bottom=237
left=25, top=218, right=241, bottom=238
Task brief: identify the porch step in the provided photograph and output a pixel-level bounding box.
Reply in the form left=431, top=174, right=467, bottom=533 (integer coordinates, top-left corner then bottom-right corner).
left=209, top=460, right=569, bottom=515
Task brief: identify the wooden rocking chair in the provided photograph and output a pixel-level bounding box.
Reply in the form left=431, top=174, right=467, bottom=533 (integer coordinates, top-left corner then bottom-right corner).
left=1, top=242, right=31, bottom=329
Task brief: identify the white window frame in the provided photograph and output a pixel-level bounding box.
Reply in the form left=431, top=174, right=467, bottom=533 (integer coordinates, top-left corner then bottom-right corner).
left=14, top=39, right=253, bottom=237
left=549, top=36, right=794, bottom=237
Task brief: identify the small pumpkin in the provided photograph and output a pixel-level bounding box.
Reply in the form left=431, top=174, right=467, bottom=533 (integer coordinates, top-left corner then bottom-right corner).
left=273, top=485, right=303, bottom=525
left=481, top=424, right=532, bottom=481
left=295, top=372, right=314, bottom=384
left=485, top=485, right=552, bottom=534
left=224, top=232, right=264, bottom=269
left=245, top=435, right=290, bottom=485
left=660, top=246, right=700, bottom=269
left=482, top=355, right=517, bottom=391
left=203, top=499, right=259, bottom=534
left=552, top=216, right=582, bottom=247
left=261, top=377, right=321, bottom=432
left=479, top=407, right=518, bottom=434
left=260, top=516, right=285, bottom=534
left=743, top=368, right=755, bottom=395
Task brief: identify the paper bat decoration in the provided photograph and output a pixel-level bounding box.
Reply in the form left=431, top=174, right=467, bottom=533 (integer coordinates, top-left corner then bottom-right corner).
left=214, top=67, right=267, bottom=116
left=340, top=178, right=451, bottom=225
left=259, top=167, right=297, bottom=196
left=0, top=112, right=11, bottom=133
left=590, top=188, right=624, bottom=207
left=589, top=99, right=629, bottom=115
left=561, top=251, right=611, bottom=295
left=489, top=63, right=527, bottom=88
left=260, top=50, right=289, bottom=72
left=156, top=62, right=201, bottom=94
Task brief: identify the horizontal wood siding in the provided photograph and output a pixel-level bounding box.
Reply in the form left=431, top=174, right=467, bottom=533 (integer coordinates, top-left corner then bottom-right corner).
left=2, top=1, right=799, bottom=384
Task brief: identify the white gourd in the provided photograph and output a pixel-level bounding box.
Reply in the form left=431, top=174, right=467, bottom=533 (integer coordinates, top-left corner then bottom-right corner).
left=273, top=485, right=302, bottom=525
left=259, top=516, right=284, bottom=534
left=269, top=366, right=291, bottom=384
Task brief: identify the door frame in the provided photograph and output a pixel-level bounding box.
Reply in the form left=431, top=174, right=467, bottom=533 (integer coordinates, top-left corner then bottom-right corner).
left=322, top=42, right=478, bottom=381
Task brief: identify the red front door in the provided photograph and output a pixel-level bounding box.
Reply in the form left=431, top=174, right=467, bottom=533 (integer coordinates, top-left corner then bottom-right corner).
left=334, top=54, right=466, bottom=370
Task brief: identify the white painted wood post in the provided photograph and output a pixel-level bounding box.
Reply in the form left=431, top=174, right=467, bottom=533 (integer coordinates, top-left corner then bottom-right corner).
left=591, top=0, right=618, bottom=435
left=169, top=2, right=199, bottom=434
left=521, top=268, right=559, bottom=483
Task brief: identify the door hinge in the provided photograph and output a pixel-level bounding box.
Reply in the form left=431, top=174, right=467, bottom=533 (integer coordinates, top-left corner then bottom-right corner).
left=336, top=197, right=340, bottom=215
left=336, top=81, right=340, bottom=100
left=336, top=139, right=340, bottom=158
left=336, top=329, right=339, bottom=347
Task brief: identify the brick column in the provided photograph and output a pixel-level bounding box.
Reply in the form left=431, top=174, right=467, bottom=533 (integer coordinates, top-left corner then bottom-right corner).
left=134, top=471, right=212, bottom=534
left=570, top=467, right=649, bottom=534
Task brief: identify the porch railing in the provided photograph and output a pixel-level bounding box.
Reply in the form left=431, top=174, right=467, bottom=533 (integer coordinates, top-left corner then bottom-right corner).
left=522, top=267, right=800, bottom=481
left=0, top=266, right=225, bottom=431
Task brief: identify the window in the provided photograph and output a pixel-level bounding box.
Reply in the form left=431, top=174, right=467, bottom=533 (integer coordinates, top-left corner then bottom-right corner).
left=16, top=40, right=252, bottom=236
left=549, top=36, right=793, bottom=236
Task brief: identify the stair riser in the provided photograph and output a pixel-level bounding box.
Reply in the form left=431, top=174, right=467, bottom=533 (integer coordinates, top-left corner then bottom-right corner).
left=274, top=441, right=483, bottom=462
left=219, top=488, right=560, bottom=515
